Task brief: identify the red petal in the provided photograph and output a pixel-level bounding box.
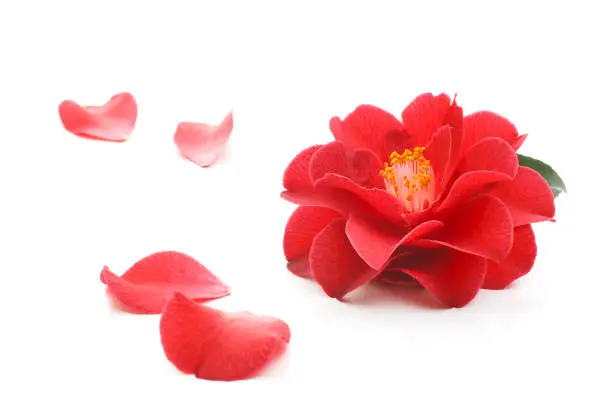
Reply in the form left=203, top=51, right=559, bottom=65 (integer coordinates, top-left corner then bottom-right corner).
left=309, top=141, right=351, bottom=183
left=419, top=195, right=513, bottom=262
left=346, top=215, right=443, bottom=270
left=309, top=142, right=383, bottom=189
left=283, top=145, right=323, bottom=191
left=483, top=225, right=537, bottom=289
left=425, top=125, right=452, bottom=191
left=173, top=112, right=233, bottom=167
left=462, top=111, right=520, bottom=153
left=314, top=174, right=407, bottom=225
left=488, top=166, right=555, bottom=226
left=435, top=170, right=513, bottom=214
left=385, top=128, right=413, bottom=157
left=330, top=104, right=404, bottom=161
left=455, top=137, right=518, bottom=178
left=351, top=148, right=385, bottom=189
left=160, top=293, right=290, bottom=381
left=401, top=93, right=452, bottom=146
left=389, top=249, right=486, bottom=307
left=283, top=206, right=341, bottom=278
left=310, top=219, right=379, bottom=299
left=100, top=251, right=230, bottom=314
left=58, top=92, right=137, bottom=141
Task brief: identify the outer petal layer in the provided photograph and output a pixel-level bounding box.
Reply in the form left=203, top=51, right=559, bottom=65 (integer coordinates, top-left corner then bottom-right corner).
left=174, top=112, right=233, bottom=167
left=488, top=166, right=555, bottom=226
left=330, top=104, right=405, bottom=161
left=100, top=251, right=230, bottom=314
left=59, top=92, right=137, bottom=141
left=346, top=215, right=443, bottom=270
left=419, top=195, right=513, bottom=262
left=483, top=225, right=537, bottom=289
left=160, top=293, right=290, bottom=381
left=283, top=145, right=323, bottom=191
left=283, top=206, right=341, bottom=278
left=462, top=111, right=520, bottom=153
left=310, top=219, right=379, bottom=299
left=389, top=249, right=487, bottom=307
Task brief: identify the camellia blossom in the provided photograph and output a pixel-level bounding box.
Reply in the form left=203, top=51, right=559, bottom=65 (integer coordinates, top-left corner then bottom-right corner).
left=58, top=92, right=137, bottom=141
left=174, top=112, right=234, bottom=167
left=160, top=293, right=291, bottom=381
left=282, top=93, right=555, bottom=307
left=100, top=251, right=230, bottom=314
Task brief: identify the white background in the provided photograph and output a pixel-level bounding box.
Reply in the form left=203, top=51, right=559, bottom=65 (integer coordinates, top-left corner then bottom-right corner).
left=0, top=1, right=610, bottom=406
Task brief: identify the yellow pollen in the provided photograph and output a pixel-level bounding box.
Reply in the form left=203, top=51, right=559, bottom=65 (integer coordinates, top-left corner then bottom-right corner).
left=379, top=146, right=435, bottom=212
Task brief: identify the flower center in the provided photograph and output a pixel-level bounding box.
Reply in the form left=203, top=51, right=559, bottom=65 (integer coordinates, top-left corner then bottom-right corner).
left=379, top=146, right=435, bottom=212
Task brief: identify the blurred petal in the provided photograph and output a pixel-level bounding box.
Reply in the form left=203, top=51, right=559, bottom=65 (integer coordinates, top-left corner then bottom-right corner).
left=59, top=92, right=137, bottom=141
left=100, top=251, right=230, bottom=314
left=174, top=112, right=233, bottom=167
left=160, top=293, right=290, bottom=381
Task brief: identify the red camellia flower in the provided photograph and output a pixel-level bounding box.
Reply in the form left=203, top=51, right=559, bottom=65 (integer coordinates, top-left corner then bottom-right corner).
left=282, top=93, right=555, bottom=307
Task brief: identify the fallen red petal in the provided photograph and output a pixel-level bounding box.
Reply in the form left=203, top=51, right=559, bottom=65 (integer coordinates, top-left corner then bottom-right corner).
left=483, top=225, right=537, bottom=289
left=174, top=112, right=233, bottom=167
left=160, top=293, right=290, bottom=381
left=100, top=251, right=230, bottom=314
left=58, top=92, right=137, bottom=141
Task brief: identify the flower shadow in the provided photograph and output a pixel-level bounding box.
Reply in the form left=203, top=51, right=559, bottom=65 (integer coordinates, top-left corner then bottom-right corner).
left=343, top=282, right=447, bottom=310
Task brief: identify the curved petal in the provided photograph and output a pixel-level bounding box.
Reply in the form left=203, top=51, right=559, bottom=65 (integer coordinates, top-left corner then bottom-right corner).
left=309, top=141, right=351, bottom=183
left=351, top=148, right=385, bottom=189
left=483, top=225, right=537, bottom=289
left=346, top=215, right=443, bottom=270
left=389, top=248, right=487, bottom=307
left=434, top=170, right=513, bottom=214
left=462, top=111, right=520, bottom=153
left=58, top=92, right=137, bottom=141
left=174, top=112, right=233, bottom=167
left=309, top=142, right=383, bottom=189
left=418, top=195, right=513, bottom=262
left=401, top=93, right=452, bottom=146
left=160, top=293, right=290, bottom=381
left=283, top=206, right=341, bottom=278
left=330, top=104, right=405, bottom=161
left=283, top=145, right=323, bottom=191
left=385, top=128, right=414, bottom=157
left=100, top=251, right=230, bottom=314
left=310, top=219, right=379, bottom=299
left=424, top=125, right=452, bottom=191
left=455, top=137, right=518, bottom=178
left=314, top=174, right=407, bottom=225
left=488, top=166, right=555, bottom=226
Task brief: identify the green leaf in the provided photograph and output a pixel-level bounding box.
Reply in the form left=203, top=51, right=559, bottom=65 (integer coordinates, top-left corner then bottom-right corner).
left=517, top=154, right=567, bottom=198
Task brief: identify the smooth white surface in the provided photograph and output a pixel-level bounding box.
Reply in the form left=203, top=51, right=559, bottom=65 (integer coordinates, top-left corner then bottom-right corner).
left=0, top=1, right=610, bottom=407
